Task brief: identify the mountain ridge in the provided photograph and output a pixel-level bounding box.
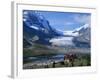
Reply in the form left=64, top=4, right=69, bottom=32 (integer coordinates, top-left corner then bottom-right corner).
left=23, top=10, right=90, bottom=48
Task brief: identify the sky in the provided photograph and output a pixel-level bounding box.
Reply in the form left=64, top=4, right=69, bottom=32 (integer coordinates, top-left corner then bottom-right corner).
left=25, top=10, right=91, bottom=31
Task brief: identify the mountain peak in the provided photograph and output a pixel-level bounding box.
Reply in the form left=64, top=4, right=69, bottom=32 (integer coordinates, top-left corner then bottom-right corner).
left=73, top=24, right=90, bottom=32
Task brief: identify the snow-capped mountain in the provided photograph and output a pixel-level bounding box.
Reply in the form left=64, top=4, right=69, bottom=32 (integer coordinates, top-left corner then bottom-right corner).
left=23, top=10, right=90, bottom=48
left=73, top=24, right=91, bottom=48
left=73, top=24, right=90, bottom=32
left=50, top=24, right=90, bottom=48
left=72, top=24, right=90, bottom=42
left=23, top=10, right=63, bottom=47
left=62, top=24, right=90, bottom=37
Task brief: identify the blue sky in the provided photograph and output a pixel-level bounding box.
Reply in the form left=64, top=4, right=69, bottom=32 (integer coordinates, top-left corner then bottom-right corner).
left=25, top=10, right=91, bottom=31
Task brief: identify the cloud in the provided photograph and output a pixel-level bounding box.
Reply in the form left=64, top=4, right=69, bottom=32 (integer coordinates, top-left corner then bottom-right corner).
left=73, top=14, right=91, bottom=24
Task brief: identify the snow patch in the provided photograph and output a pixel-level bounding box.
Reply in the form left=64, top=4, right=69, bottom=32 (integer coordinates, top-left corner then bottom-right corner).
left=73, top=24, right=89, bottom=32
left=32, top=35, right=39, bottom=41
left=63, top=31, right=79, bottom=37
left=29, top=25, right=39, bottom=30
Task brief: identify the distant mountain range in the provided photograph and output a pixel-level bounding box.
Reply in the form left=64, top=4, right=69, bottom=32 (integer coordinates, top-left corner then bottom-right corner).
left=23, top=10, right=90, bottom=48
